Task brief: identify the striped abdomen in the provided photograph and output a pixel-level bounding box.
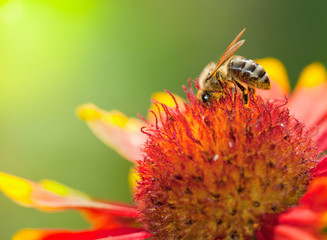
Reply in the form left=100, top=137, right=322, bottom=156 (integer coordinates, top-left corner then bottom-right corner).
left=227, top=56, right=271, bottom=90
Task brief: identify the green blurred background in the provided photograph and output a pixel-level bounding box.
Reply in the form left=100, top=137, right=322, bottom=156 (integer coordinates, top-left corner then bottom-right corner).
left=0, top=0, right=326, bottom=238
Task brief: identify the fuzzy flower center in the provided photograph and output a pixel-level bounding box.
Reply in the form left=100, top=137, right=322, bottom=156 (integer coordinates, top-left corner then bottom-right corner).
left=136, top=88, right=319, bottom=240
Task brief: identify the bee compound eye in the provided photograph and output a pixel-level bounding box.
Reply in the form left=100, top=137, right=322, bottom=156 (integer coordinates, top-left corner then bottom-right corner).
left=201, top=91, right=211, bottom=103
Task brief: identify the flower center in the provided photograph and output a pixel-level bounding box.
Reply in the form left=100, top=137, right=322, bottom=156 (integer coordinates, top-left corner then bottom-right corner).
left=136, top=89, right=319, bottom=240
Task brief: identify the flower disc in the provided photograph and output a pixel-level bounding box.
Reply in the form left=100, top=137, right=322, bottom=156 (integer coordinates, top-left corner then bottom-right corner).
left=136, top=89, right=319, bottom=240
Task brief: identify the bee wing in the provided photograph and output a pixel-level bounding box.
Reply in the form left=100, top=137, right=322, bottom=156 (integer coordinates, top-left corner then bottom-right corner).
left=208, top=28, right=246, bottom=79
left=216, top=39, right=245, bottom=69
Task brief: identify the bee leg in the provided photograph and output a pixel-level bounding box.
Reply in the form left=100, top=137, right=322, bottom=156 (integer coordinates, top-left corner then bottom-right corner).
left=248, top=86, right=256, bottom=96
left=233, top=80, right=249, bottom=107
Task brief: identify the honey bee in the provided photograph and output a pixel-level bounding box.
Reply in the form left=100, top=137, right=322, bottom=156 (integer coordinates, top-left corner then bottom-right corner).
left=197, top=28, right=271, bottom=106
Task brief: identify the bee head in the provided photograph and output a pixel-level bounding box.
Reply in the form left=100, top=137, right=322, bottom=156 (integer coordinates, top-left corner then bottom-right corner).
left=197, top=90, right=212, bottom=104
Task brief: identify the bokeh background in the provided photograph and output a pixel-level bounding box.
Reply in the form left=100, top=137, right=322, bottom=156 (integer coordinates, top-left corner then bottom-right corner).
left=0, top=0, right=326, bottom=238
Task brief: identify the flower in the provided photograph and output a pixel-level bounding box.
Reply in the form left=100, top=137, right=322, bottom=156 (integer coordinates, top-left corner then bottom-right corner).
left=0, top=58, right=327, bottom=240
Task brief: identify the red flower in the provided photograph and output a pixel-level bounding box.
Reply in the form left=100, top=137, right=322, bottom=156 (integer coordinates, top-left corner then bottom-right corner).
left=0, top=59, right=327, bottom=239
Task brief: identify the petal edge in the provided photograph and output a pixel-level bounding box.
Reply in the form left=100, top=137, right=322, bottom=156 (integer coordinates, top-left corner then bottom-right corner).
left=77, top=103, right=146, bottom=163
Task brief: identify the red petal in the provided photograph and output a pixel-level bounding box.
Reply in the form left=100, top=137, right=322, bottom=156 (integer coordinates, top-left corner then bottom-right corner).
left=98, top=231, right=151, bottom=240
left=288, top=83, right=327, bottom=130
left=315, top=120, right=327, bottom=151
left=0, top=172, right=138, bottom=228
left=289, top=62, right=327, bottom=129
left=78, top=104, right=146, bottom=163
left=274, top=225, right=318, bottom=240
left=278, top=207, right=319, bottom=226
left=82, top=203, right=139, bottom=229
left=268, top=177, right=327, bottom=240
left=300, top=176, right=327, bottom=211
left=312, top=155, right=327, bottom=178
left=13, top=228, right=150, bottom=240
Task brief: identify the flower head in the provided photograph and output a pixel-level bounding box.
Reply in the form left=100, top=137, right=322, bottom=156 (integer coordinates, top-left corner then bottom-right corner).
left=136, top=85, right=319, bottom=239
left=0, top=58, right=327, bottom=240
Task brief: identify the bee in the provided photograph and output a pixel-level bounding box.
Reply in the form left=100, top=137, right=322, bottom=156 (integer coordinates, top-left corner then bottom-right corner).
left=197, top=28, right=271, bottom=106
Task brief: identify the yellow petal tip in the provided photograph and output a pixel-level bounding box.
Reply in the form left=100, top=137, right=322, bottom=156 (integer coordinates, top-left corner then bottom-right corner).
left=151, top=92, right=178, bottom=107
left=40, top=179, right=90, bottom=198
left=13, top=229, right=45, bottom=240
left=40, top=180, right=69, bottom=196
left=0, top=172, right=33, bottom=205
left=77, top=103, right=102, bottom=121
left=103, top=111, right=130, bottom=127
left=296, top=62, right=327, bottom=89
left=128, top=167, right=140, bottom=194
left=147, top=92, right=185, bottom=121
left=77, top=104, right=131, bottom=128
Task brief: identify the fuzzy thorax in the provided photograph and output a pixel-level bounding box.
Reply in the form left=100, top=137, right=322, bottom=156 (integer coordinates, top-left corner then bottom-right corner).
left=136, top=88, right=319, bottom=240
